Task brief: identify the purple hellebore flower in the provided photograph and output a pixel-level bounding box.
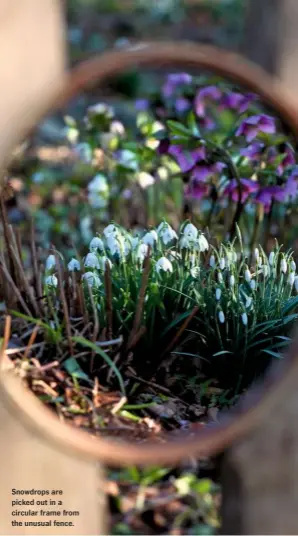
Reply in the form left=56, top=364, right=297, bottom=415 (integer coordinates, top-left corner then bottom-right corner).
left=135, top=99, right=149, bottom=111
left=220, top=92, right=257, bottom=114
left=256, top=175, right=298, bottom=212
left=236, top=114, right=276, bottom=143
left=161, top=73, right=193, bottom=98
left=175, top=97, right=191, bottom=113
left=195, top=85, right=222, bottom=117
left=168, top=145, right=206, bottom=173
left=185, top=179, right=210, bottom=200
left=190, top=161, right=226, bottom=182
left=240, top=142, right=265, bottom=161
left=224, top=178, right=259, bottom=203
left=268, top=144, right=296, bottom=176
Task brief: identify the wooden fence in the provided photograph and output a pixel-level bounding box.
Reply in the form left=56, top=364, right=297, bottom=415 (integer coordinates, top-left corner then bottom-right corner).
left=1, top=2, right=298, bottom=535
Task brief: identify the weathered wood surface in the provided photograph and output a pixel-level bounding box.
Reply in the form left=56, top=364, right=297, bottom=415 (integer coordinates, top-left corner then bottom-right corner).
left=0, top=0, right=66, bottom=174
left=221, top=363, right=298, bottom=534
left=0, top=365, right=107, bottom=536
left=241, top=0, right=298, bottom=95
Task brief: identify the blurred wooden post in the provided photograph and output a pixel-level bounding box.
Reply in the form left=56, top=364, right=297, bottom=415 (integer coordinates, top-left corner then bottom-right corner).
left=221, top=359, right=298, bottom=534
left=0, top=0, right=67, bottom=173
left=0, top=3, right=107, bottom=534
left=241, top=0, right=298, bottom=94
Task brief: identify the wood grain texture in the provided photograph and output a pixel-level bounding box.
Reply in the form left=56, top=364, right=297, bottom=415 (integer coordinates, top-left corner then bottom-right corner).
left=0, top=0, right=66, bottom=175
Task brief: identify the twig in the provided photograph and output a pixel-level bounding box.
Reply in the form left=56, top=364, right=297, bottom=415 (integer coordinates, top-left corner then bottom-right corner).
left=0, top=259, right=32, bottom=315
left=23, top=326, right=39, bottom=360
left=127, top=250, right=151, bottom=350
left=104, top=261, right=113, bottom=340
left=54, top=252, right=73, bottom=356
left=160, top=305, right=199, bottom=359
left=0, top=315, right=11, bottom=367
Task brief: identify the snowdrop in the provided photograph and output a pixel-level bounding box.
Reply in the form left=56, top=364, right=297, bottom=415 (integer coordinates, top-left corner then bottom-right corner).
left=241, top=312, right=248, bottom=326
left=291, top=260, right=296, bottom=271
left=209, top=255, right=216, bottom=268
left=138, top=171, right=155, bottom=188
left=142, top=230, right=158, bottom=247
left=218, top=310, right=225, bottom=324
left=183, top=223, right=198, bottom=240
left=190, top=266, right=200, bottom=278
left=197, top=234, right=209, bottom=252
left=269, top=251, right=275, bottom=266
left=118, top=150, right=139, bottom=171
left=68, top=258, right=80, bottom=271
left=295, top=276, right=298, bottom=292
left=254, top=248, right=260, bottom=262
left=89, top=237, right=104, bottom=252
left=84, top=253, right=100, bottom=269
left=250, top=279, right=256, bottom=290
left=281, top=258, right=287, bottom=274
left=88, top=174, right=109, bottom=194
left=244, top=269, right=251, bottom=282
left=229, top=274, right=235, bottom=288
left=219, top=257, right=225, bottom=270
left=288, top=272, right=295, bottom=286
left=107, top=233, right=131, bottom=257
left=99, top=256, right=113, bottom=272
left=45, top=254, right=56, bottom=271
left=87, top=102, right=114, bottom=119
left=157, top=222, right=178, bottom=245
left=262, top=264, right=269, bottom=277
left=217, top=272, right=223, bottom=283
left=136, top=243, right=149, bottom=264
left=216, top=288, right=222, bottom=301
left=45, top=274, right=58, bottom=287
left=103, top=224, right=118, bottom=238
left=155, top=257, right=173, bottom=274
left=82, top=272, right=102, bottom=288
left=245, top=297, right=253, bottom=309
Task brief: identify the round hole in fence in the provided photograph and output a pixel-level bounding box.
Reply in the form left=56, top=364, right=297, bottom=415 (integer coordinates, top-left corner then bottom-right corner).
left=1, top=42, right=298, bottom=466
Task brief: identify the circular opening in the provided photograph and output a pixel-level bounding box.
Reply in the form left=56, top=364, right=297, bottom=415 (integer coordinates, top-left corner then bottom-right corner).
left=1, top=42, right=298, bottom=466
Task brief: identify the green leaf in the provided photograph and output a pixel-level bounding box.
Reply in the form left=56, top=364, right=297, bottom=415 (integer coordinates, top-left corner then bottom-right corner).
left=166, top=120, right=192, bottom=137
left=261, top=349, right=283, bottom=359
left=63, top=358, right=90, bottom=382
left=72, top=336, right=126, bottom=395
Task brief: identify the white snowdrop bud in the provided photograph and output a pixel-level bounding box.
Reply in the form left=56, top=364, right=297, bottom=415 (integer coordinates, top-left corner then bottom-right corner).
left=241, top=312, right=248, bottom=326
left=257, top=256, right=262, bottom=267
left=254, top=248, right=259, bottom=261
left=90, top=237, right=104, bottom=252
left=218, top=310, right=225, bottom=324
left=142, top=230, right=158, bottom=247
left=288, top=272, right=295, bottom=286
left=229, top=274, right=235, bottom=288
left=45, top=254, right=56, bottom=271
left=82, top=272, right=102, bottom=288
left=246, top=297, right=252, bottom=308
left=197, top=234, right=209, bottom=252
left=262, top=264, right=269, bottom=277
left=295, top=276, right=298, bottom=292
left=216, top=288, right=222, bottom=301
left=281, top=258, right=287, bottom=274
left=84, top=252, right=100, bottom=269
left=45, top=274, right=58, bottom=287
left=232, top=251, right=237, bottom=263
left=244, top=269, right=251, bottom=282
left=291, top=260, right=296, bottom=271
left=219, top=257, right=225, bottom=270
left=250, top=279, right=256, bottom=290
left=209, top=254, right=216, bottom=267
left=217, top=272, right=223, bottom=283
left=68, top=258, right=80, bottom=271
left=269, top=251, right=275, bottom=266
left=155, top=257, right=173, bottom=273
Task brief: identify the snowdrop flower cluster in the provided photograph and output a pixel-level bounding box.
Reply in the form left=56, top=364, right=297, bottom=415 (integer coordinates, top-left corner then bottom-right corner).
left=87, top=174, right=109, bottom=209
